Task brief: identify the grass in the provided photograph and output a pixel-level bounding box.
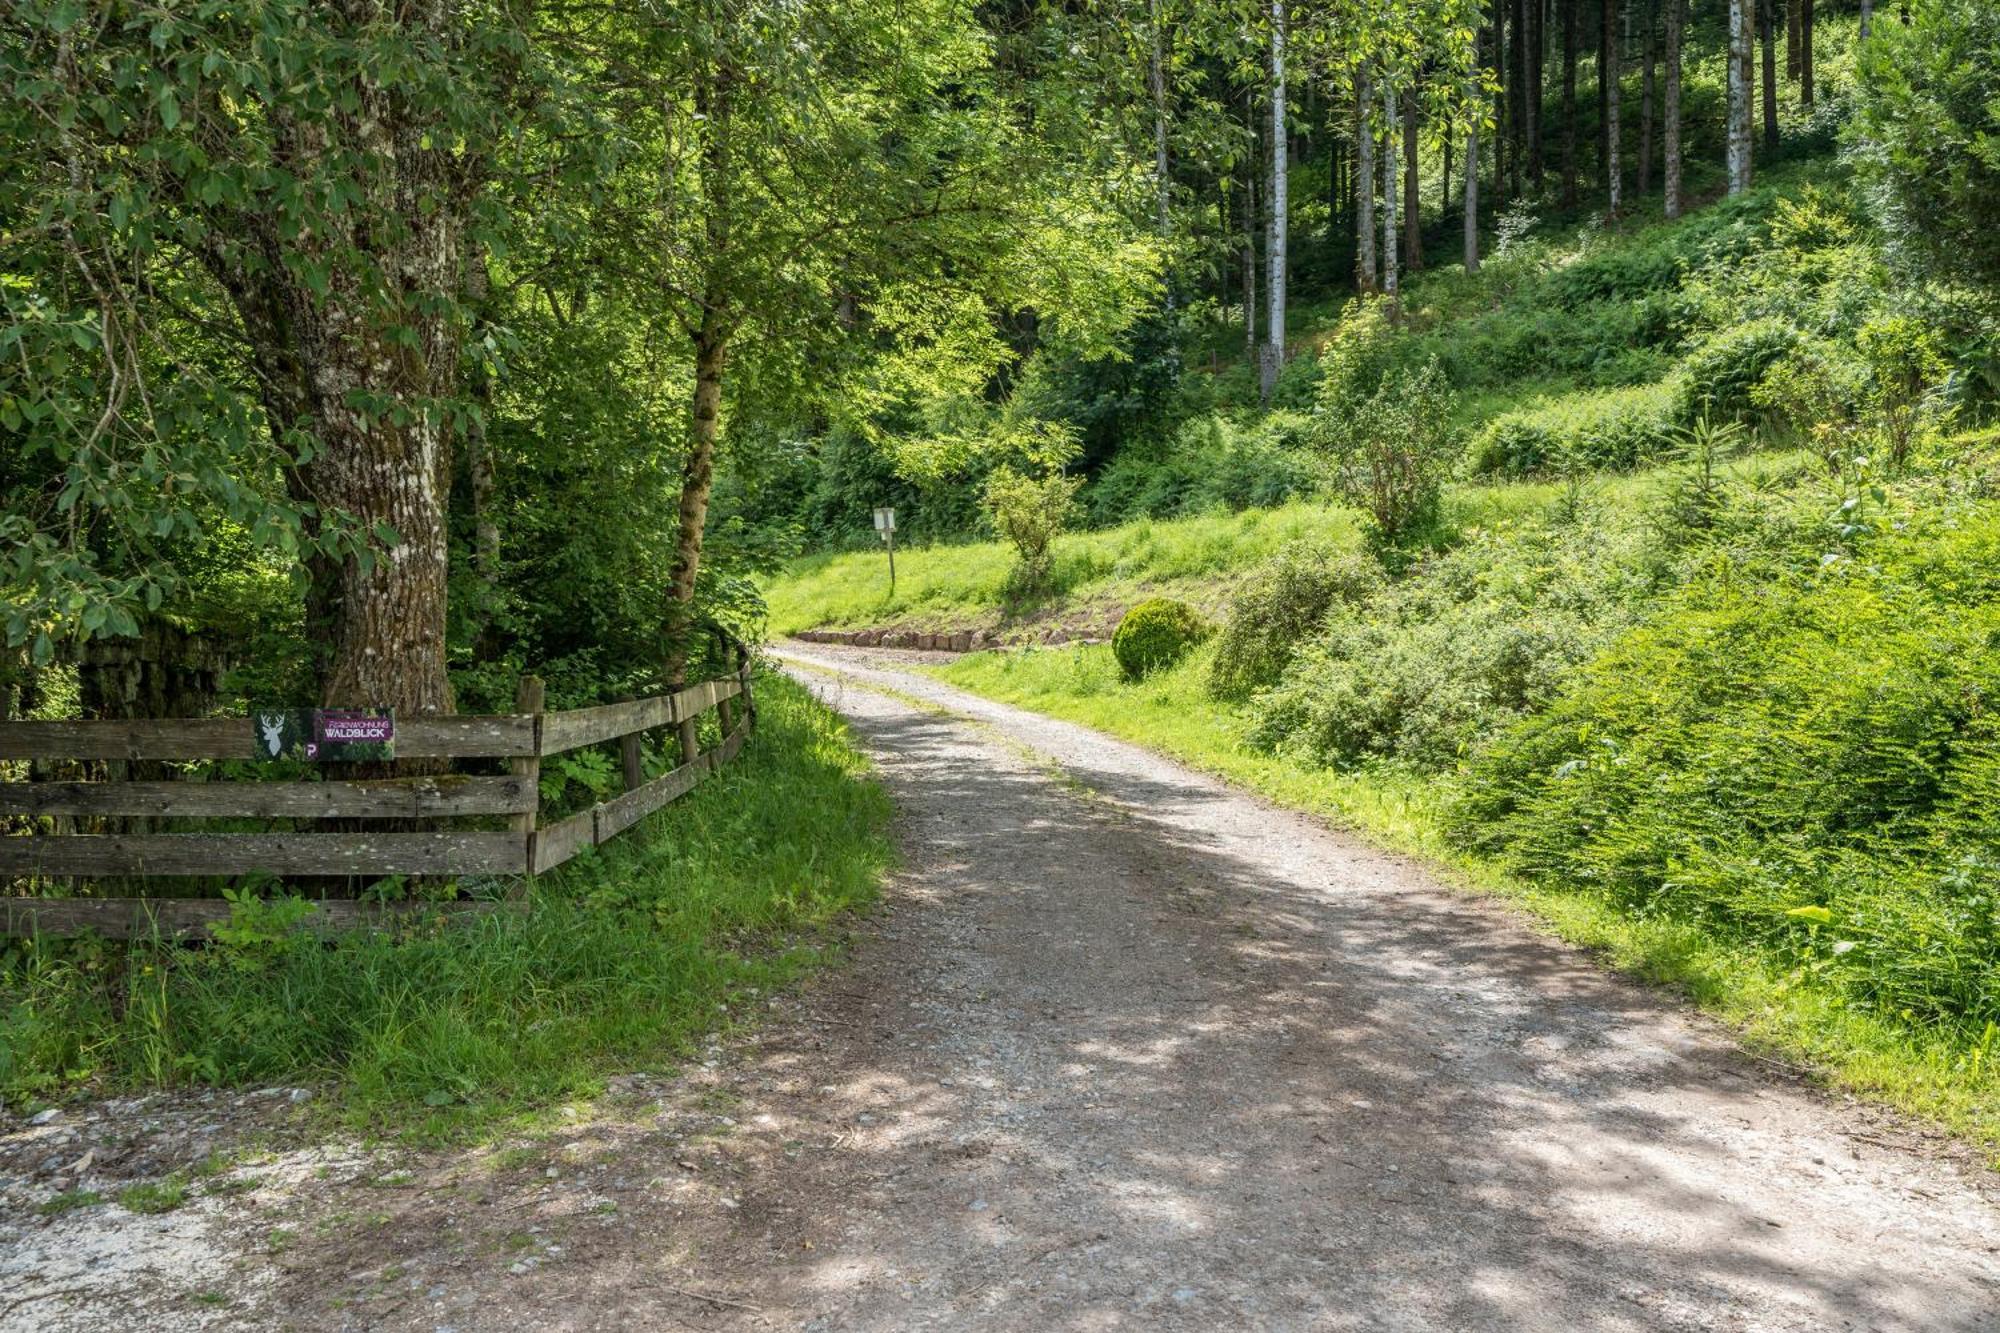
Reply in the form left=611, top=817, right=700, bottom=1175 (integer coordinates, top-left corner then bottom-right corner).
left=118, top=1178, right=190, bottom=1214
left=926, top=639, right=2000, bottom=1164
left=0, top=671, right=894, bottom=1141
left=767, top=449, right=1815, bottom=637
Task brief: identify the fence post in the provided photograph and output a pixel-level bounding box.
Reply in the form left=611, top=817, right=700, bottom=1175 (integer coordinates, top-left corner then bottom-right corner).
left=737, top=640, right=756, bottom=730
left=617, top=693, right=645, bottom=790
left=513, top=676, right=545, bottom=871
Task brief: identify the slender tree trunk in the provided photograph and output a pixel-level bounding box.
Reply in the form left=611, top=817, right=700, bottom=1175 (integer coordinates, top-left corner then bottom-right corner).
left=1598, top=0, right=1611, bottom=190
left=1562, top=0, right=1579, bottom=206
left=666, top=315, right=729, bottom=684
left=1639, top=0, right=1655, bottom=194
left=1150, top=0, right=1172, bottom=246
left=1760, top=0, right=1779, bottom=150
left=1442, top=125, right=1453, bottom=219
left=1786, top=0, right=1802, bottom=77
left=1528, top=0, right=1545, bottom=188
left=1509, top=0, right=1527, bottom=197
left=1383, top=83, right=1401, bottom=314
left=462, top=248, right=501, bottom=659
left=1403, top=89, right=1423, bottom=271
left=1605, top=0, right=1622, bottom=212
left=1858, top=0, right=1871, bottom=39
left=1261, top=0, right=1288, bottom=402
left=1464, top=113, right=1481, bottom=272
left=1727, top=0, right=1752, bottom=194
left=1356, top=66, right=1378, bottom=293
left=1245, top=168, right=1259, bottom=364
left=1664, top=0, right=1683, bottom=218
left=1800, top=0, right=1814, bottom=107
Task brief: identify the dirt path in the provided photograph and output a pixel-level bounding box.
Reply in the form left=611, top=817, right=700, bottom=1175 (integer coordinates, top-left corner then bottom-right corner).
left=5, top=641, right=1998, bottom=1331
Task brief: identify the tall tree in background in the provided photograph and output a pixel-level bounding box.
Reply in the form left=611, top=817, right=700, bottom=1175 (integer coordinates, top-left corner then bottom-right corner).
left=1729, top=0, right=1754, bottom=192
left=1761, top=0, right=1780, bottom=148
left=1151, top=0, right=1174, bottom=246
left=1640, top=0, right=1657, bottom=192
left=1404, top=91, right=1423, bottom=271
left=1664, top=0, right=1684, bottom=216
left=1605, top=0, right=1623, bottom=211
left=1801, top=0, right=1815, bottom=105
left=1383, top=81, right=1401, bottom=310
left=1262, top=0, right=1289, bottom=400
left=1356, top=65, right=1380, bottom=291
left=1562, top=0, right=1580, bottom=205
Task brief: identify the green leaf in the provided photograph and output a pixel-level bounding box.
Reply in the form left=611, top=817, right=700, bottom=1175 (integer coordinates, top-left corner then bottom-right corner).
left=1785, top=905, right=1834, bottom=924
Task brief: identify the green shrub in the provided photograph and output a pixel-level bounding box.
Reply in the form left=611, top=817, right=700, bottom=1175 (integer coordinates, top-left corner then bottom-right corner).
left=1470, top=382, right=1682, bottom=475
left=984, top=465, right=1083, bottom=595
left=1087, top=412, right=1317, bottom=526
left=1208, top=543, right=1381, bottom=699
left=1673, top=318, right=1805, bottom=426
left=1113, top=598, right=1211, bottom=680
left=1453, top=502, right=2000, bottom=1040
left=1315, top=356, right=1459, bottom=547
left=1251, top=516, right=1658, bottom=770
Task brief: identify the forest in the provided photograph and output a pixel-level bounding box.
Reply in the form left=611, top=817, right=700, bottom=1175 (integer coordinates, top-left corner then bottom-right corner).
left=3, top=0, right=1999, bottom=1152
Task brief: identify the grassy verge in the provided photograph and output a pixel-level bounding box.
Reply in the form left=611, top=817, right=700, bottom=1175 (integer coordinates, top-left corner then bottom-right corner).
left=926, top=640, right=2000, bottom=1164
left=0, top=671, right=894, bottom=1140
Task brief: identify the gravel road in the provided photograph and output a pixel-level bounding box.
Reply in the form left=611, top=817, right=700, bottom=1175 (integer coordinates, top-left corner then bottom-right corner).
left=4, top=640, right=1995, bottom=1331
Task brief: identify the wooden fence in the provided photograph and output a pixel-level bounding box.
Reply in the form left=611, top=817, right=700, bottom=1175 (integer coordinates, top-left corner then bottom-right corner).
left=0, top=660, right=754, bottom=939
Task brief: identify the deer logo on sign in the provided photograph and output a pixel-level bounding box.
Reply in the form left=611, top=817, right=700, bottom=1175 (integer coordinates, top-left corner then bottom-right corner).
left=258, top=713, right=287, bottom=758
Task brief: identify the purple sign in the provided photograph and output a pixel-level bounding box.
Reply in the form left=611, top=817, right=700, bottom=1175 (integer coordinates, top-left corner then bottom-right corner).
left=254, top=708, right=396, bottom=762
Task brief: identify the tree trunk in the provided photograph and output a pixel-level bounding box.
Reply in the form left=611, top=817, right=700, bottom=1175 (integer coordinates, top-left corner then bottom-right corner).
left=1403, top=90, right=1423, bottom=271
left=1760, top=0, right=1779, bottom=150
left=1786, top=0, right=1802, bottom=77
left=1442, top=125, right=1453, bottom=219
left=1639, top=0, right=1655, bottom=194
left=1244, top=167, right=1259, bottom=363
left=1664, top=0, right=1683, bottom=218
left=1598, top=0, right=1611, bottom=191
left=1800, top=0, right=1813, bottom=107
left=1383, top=83, right=1400, bottom=314
left=1562, top=0, right=1579, bottom=206
left=1727, top=0, right=1752, bottom=195
left=1150, top=0, right=1172, bottom=246
left=1605, top=0, right=1622, bottom=212
left=1528, top=0, right=1545, bottom=188
left=1355, top=66, right=1378, bottom=293
left=665, top=316, right=729, bottom=685
left=1464, top=113, right=1481, bottom=272
left=463, top=248, right=502, bottom=659
left=1509, top=0, right=1527, bottom=197
left=1858, top=0, right=1871, bottom=40
left=1260, top=0, right=1288, bottom=402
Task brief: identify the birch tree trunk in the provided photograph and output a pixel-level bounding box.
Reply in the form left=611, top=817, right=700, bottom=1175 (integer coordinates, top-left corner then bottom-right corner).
left=1260, top=0, right=1287, bottom=402
left=1727, top=0, right=1753, bottom=194
left=1355, top=66, right=1378, bottom=293
left=1464, top=114, right=1481, bottom=272
left=1664, top=0, right=1683, bottom=217
left=1605, top=0, right=1622, bottom=212
left=1382, top=84, right=1400, bottom=314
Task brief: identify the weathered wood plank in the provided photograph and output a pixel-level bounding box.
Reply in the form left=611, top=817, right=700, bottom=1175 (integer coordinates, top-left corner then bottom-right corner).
left=0, top=832, right=528, bottom=878
left=0, top=776, right=534, bottom=819
left=0, top=715, right=536, bottom=761
left=713, top=720, right=748, bottom=768
left=539, top=695, right=676, bottom=756
left=530, top=809, right=596, bottom=875
left=0, top=896, right=511, bottom=940
left=592, top=759, right=706, bottom=844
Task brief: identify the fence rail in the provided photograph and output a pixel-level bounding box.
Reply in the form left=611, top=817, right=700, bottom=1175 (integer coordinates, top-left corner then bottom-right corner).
left=0, top=658, right=755, bottom=938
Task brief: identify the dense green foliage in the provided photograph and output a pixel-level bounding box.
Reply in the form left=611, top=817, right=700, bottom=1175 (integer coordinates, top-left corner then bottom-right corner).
left=1112, top=598, right=1210, bottom=680
left=0, top=675, right=891, bottom=1131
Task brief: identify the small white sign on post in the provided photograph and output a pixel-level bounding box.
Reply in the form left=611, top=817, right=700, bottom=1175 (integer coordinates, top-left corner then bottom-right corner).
left=873, top=507, right=897, bottom=594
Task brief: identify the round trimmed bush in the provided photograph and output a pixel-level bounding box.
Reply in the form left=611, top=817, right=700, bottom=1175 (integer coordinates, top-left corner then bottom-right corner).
left=1112, top=598, right=1210, bottom=680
